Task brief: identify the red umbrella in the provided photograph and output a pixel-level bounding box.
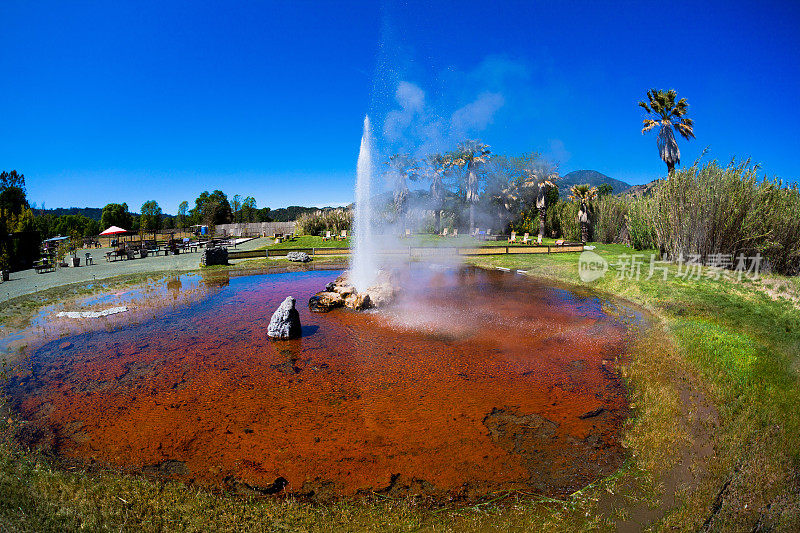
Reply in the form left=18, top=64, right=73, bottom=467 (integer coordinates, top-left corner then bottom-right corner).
left=99, top=226, right=128, bottom=236
left=99, top=226, right=129, bottom=247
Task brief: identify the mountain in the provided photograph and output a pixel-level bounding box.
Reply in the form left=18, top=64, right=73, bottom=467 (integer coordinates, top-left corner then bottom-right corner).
left=557, top=170, right=632, bottom=196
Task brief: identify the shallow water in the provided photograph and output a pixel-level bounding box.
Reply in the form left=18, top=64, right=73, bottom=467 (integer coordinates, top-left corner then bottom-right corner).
left=5, top=266, right=633, bottom=499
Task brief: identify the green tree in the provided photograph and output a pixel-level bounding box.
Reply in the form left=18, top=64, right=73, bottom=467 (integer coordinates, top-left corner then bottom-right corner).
left=256, top=207, right=272, bottom=222
left=53, top=214, right=99, bottom=238
left=597, top=183, right=614, bottom=197
left=569, top=184, right=598, bottom=243
left=0, top=186, right=28, bottom=218
left=191, top=190, right=232, bottom=226
left=639, top=89, right=695, bottom=175
left=446, top=140, right=491, bottom=233
left=231, top=194, right=242, bottom=223
left=241, top=196, right=257, bottom=222
left=140, top=200, right=163, bottom=238
left=177, top=201, right=189, bottom=230
left=100, top=203, right=133, bottom=230
left=0, top=170, right=25, bottom=192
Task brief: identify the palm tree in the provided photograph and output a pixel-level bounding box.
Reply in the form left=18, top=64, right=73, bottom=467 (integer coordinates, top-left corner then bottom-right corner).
left=387, top=154, right=419, bottom=228
left=639, top=89, right=695, bottom=175
left=446, top=140, right=491, bottom=233
left=534, top=178, right=556, bottom=242
left=426, top=153, right=448, bottom=233
left=569, top=184, right=598, bottom=243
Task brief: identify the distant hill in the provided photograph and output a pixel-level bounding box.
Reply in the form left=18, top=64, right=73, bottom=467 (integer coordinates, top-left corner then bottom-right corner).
left=39, top=207, right=104, bottom=220
left=38, top=206, right=177, bottom=220
left=625, top=179, right=663, bottom=198
left=557, top=170, right=632, bottom=197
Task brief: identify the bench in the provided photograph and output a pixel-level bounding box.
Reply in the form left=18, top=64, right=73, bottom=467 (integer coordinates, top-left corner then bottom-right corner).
left=34, top=259, right=55, bottom=273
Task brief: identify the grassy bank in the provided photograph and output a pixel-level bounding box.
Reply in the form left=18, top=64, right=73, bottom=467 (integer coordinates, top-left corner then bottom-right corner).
left=470, top=244, right=800, bottom=530
left=1, top=243, right=798, bottom=531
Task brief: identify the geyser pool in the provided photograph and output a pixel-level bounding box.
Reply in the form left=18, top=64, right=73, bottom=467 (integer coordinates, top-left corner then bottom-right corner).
left=5, top=266, right=635, bottom=500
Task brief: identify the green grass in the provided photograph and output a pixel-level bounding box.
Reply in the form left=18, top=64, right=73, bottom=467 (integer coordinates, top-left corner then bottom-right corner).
left=258, top=235, right=351, bottom=249
left=2, top=242, right=799, bottom=530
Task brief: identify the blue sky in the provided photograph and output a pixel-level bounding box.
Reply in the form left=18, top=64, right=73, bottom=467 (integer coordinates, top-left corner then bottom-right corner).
left=1, top=0, right=798, bottom=214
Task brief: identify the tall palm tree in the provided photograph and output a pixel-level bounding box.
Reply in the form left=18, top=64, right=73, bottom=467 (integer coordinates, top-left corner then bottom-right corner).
left=638, top=89, right=695, bottom=175
left=569, top=184, right=598, bottom=243
left=387, top=154, right=419, bottom=228
left=534, top=178, right=556, bottom=242
left=426, top=153, right=448, bottom=233
left=446, top=140, right=491, bottom=233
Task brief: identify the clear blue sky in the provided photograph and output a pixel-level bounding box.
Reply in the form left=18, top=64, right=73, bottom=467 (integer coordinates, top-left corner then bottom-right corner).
left=1, top=0, right=798, bottom=214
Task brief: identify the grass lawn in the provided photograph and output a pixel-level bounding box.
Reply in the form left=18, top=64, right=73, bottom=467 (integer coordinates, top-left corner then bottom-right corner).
left=258, top=235, right=351, bottom=250
left=1, top=243, right=798, bottom=531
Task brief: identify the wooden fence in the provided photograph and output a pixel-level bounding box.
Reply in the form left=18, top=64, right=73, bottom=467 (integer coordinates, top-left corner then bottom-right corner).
left=228, top=244, right=584, bottom=260
left=215, top=222, right=296, bottom=238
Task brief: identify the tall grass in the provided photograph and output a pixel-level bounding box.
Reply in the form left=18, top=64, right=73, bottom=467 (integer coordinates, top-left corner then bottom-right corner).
left=625, top=197, right=658, bottom=251
left=546, top=201, right=581, bottom=241
left=295, top=209, right=352, bottom=236
left=649, top=160, right=800, bottom=274
left=594, top=195, right=628, bottom=244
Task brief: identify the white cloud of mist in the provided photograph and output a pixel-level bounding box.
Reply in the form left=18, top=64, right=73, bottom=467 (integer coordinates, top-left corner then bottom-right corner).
left=547, top=139, right=571, bottom=166
left=384, top=81, right=426, bottom=141
left=450, top=92, right=505, bottom=136
left=379, top=55, right=532, bottom=158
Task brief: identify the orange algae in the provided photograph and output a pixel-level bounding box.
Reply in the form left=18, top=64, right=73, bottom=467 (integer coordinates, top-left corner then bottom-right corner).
left=6, top=267, right=632, bottom=499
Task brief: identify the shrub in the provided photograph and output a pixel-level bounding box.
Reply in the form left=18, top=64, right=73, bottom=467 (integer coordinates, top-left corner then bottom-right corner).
left=295, top=208, right=352, bottom=236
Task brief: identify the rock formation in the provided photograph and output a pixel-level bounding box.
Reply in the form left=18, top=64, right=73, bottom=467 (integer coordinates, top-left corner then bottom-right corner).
left=309, top=270, right=394, bottom=312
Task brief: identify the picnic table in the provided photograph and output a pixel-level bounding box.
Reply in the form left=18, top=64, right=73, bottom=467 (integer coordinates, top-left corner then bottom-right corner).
left=34, top=259, right=56, bottom=273
left=105, top=249, right=127, bottom=262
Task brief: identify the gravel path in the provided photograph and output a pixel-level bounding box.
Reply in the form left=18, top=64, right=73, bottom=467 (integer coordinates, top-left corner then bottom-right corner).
left=0, top=238, right=269, bottom=304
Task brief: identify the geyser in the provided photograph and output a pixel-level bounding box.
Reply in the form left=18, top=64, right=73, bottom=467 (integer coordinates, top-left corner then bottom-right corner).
left=350, top=115, right=378, bottom=292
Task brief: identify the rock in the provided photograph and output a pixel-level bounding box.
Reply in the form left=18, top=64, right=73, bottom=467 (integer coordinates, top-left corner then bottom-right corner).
left=308, top=291, right=344, bottom=313
left=344, top=292, right=371, bottom=310
left=364, top=281, right=394, bottom=307
left=332, top=284, right=356, bottom=297
left=578, top=407, right=607, bottom=419
left=311, top=270, right=395, bottom=312
left=201, top=246, right=228, bottom=266
left=267, top=297, right=302, bottom=339
left=286, top=251, right=311, bottom=263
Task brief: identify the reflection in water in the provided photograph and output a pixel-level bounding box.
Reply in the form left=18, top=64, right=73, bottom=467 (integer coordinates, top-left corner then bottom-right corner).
left=4, top=267, right=635, bottom=500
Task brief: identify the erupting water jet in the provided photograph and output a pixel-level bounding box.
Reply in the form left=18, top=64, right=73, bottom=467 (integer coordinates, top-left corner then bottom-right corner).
left=350, top=115, right=378, bottom=292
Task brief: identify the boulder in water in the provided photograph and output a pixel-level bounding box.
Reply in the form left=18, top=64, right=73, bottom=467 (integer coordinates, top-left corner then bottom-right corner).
left=286, top=251, right=311, bottom=263
left=268, top=297, right=302, bottom=339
